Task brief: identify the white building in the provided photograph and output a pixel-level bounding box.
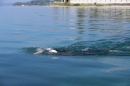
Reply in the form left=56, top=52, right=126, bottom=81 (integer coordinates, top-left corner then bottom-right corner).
left=63, top=0, right=130, bottom=4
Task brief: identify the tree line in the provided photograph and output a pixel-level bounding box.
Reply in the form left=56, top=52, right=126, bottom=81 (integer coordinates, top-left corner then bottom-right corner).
left=13, top=0, right=56, bottom=6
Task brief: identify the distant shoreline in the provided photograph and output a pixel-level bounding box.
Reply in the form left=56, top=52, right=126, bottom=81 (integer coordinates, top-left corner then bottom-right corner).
left=49, top=5, right=130, bottom=8
left=50, top=2, right=130, bottom=7
left=12, top=2, right=130, bottom=7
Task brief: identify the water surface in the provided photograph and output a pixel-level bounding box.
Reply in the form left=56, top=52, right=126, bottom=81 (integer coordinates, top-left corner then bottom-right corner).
left=0, top=6, right=130, bottom=86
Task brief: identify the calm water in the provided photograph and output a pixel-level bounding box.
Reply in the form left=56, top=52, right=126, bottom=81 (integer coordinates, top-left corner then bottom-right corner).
left=0, top=6, right=130, bottom=86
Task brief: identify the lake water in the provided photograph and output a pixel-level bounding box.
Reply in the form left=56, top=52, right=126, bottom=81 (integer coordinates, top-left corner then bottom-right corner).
left=0, top=6, right=130, bottom=86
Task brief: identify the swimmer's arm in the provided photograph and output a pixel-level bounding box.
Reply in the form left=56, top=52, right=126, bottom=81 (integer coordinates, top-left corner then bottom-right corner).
left=34, top=49, right=44, bottom=54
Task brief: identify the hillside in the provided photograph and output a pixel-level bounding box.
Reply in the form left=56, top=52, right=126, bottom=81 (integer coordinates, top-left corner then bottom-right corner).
left=13, top=0, right=54, bottom=6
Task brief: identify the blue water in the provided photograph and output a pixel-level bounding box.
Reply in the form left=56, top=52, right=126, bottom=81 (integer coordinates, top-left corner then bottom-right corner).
left=0, top=6, right=130, bottom=86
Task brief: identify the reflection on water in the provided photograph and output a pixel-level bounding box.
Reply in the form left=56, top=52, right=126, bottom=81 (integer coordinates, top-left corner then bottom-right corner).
left=76, top=8, right=86, bottom=35
left=0, top=6, right=130, bottom=51
left=52, top=7, right=130, bottom=42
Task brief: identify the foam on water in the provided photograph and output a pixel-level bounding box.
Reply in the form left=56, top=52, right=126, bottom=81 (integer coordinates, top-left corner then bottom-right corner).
left=34, top=47, right=58, bottom=54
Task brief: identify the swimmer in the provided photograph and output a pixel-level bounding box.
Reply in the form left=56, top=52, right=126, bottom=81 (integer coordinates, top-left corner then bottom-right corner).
left=34, top=47, right=119, bottom=55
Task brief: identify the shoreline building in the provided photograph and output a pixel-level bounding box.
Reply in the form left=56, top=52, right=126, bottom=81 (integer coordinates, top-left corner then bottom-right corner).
left=62, top=0, right=130, bottom=5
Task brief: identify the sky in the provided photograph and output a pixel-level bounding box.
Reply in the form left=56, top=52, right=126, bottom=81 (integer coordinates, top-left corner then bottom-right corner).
left=3, top=0, right=30, bottom=3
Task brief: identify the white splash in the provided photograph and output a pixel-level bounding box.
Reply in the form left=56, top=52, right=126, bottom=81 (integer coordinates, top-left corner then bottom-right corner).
left=45, top=47, right=58, bottom=53
left=34, top=47, right=57, bottom=54
left=82, top=47, right=89, bottom=51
